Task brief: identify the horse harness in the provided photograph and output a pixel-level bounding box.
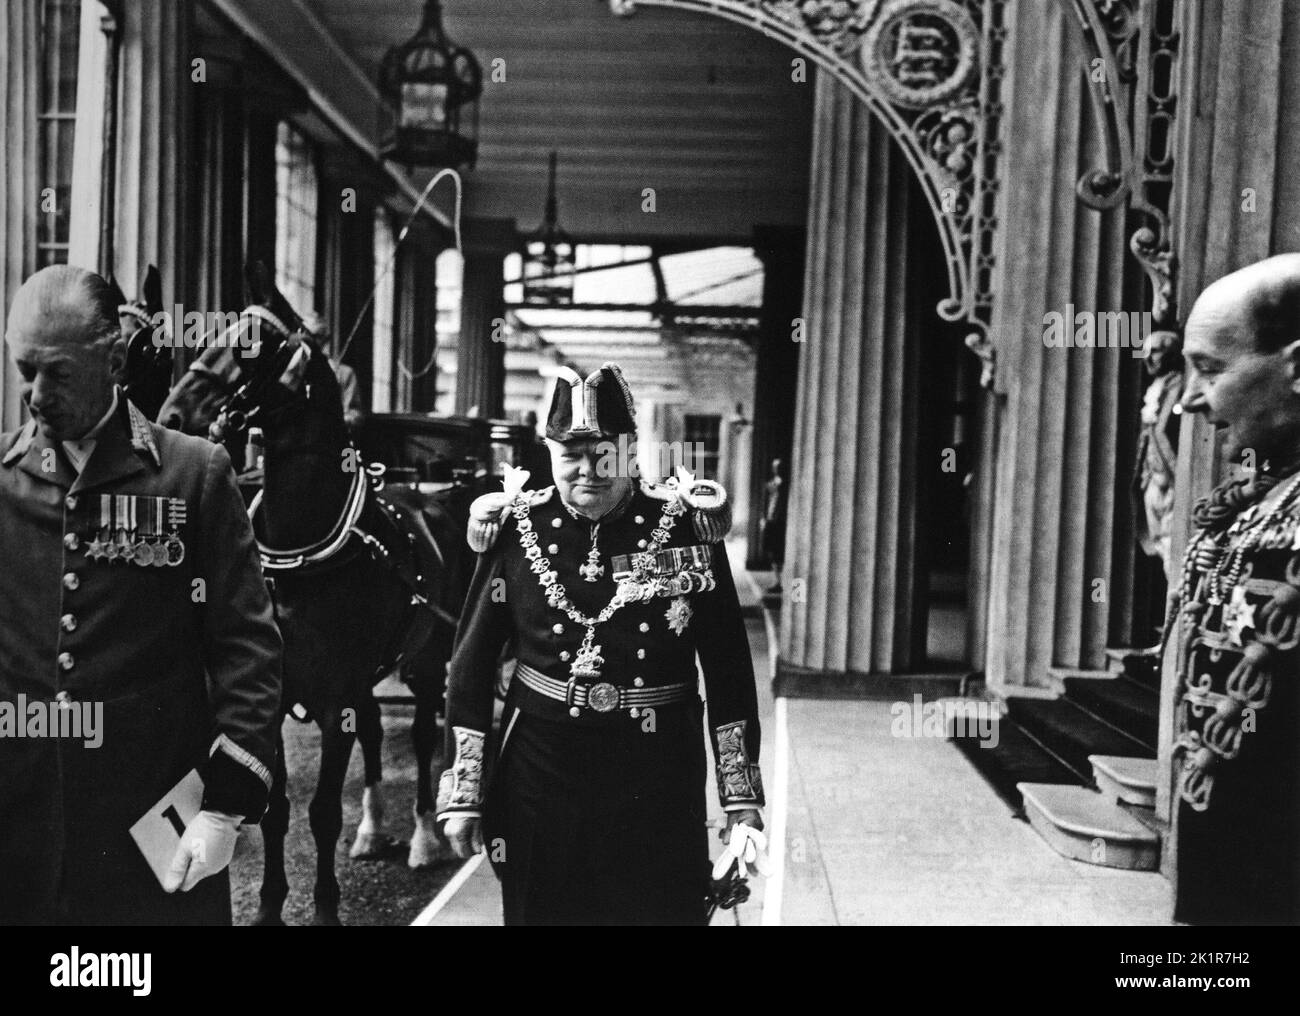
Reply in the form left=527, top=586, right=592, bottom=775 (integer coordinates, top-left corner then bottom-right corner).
left=248, top=463, right=456, bottom=680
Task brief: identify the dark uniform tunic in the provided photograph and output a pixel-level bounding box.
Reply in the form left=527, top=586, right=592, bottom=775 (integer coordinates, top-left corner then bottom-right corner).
left=437, top=481, right=763, bottom=925
left=0, top=393, right=283, bottom=925
left=1169, top=471, right=1300, bottom=925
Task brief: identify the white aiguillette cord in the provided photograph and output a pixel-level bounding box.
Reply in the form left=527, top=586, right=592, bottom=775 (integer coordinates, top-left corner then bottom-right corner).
left=336, top=167, right=464, bottom=368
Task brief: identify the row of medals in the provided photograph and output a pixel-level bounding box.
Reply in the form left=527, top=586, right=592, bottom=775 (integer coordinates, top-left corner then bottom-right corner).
left=84, top=530, right=185, bottom=567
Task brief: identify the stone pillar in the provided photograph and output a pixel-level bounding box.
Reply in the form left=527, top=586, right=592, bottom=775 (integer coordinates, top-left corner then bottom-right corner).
left=778, top=73, right=925, bottom=683
left=455, top=218, right=514, bottom=419
left=0, top=0, right=39, bottom=430
left=980, top=0, right=1140, bottom=690
left=113, top=0, right=192, bottom=310
left=747, top=225, right=804, bottom=571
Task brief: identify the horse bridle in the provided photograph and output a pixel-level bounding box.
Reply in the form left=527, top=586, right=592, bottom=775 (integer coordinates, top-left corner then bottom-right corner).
left=207, top=307, right=302, bottom=443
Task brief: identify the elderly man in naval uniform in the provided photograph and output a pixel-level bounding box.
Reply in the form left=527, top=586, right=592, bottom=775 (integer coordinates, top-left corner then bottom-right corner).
left=437, top=363, right=765, bottom=925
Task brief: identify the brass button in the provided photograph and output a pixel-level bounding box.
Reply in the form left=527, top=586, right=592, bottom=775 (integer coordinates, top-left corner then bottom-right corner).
left=551, top=517, right=562, bottom=528
left=57, top=652, right=75, bottom=671
left=634, top=515, right=645, bottom=525
left=639, top=622, right=649, bottom=633
left=54, top=689, right=74, bottom=706
left=637, top=539, right=647, bottom=549
left=630, top=707, right=641, bottom=718
left=568, top=706, right=581, bottom=718
left=548, top=543, right=559, bottom=554
left=60, top=613, right=77, bottom=632
left=63, top=532, right=79, bottom=551
left=559, top=651, right=570, bottom=662
left=62, top=572, right=79, bottom=591
left=64, top=494, right=78, bottom=511
left=636, top=649, right=646, bottom=660
left=633, top=677, right=644, bottom=688
left=552, top=623, right=564, bottom=635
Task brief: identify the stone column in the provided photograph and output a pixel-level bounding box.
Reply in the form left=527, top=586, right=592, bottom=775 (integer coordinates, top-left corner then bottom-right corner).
left=113, top=0, right=192, bottom=310
left=980, top=0, right=1141, bottom=690
left=747, top=225, right=804, bottom=571
left=455, top=218, right=514, bottom=419
left=778, top=73, right=925, bottom=684
left=0, top=0, right=39, bottom=430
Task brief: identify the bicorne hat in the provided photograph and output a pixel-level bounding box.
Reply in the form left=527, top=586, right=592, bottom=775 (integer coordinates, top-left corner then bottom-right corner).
left=544, top=363, right=636, bottom=441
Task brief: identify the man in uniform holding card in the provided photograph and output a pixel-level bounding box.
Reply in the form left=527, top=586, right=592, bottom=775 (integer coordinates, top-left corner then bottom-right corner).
left=0, top=265, right=283, bottom=925
left=437, top=363, right=765, bottom=925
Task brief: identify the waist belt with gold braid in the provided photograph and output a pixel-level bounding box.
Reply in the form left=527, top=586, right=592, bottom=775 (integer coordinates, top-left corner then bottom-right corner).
left=513, top=661, right=694, bottom=715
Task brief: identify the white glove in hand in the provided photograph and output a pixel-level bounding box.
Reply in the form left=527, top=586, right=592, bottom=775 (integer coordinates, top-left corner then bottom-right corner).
left=163, top=810, right=242, bottom=893
left=443, top=815, right=484, bottom=860
left=712, top=821, right=772, bottom=881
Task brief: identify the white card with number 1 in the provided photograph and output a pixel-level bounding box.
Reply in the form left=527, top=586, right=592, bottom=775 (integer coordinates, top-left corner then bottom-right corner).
left=129, top=769, right=204, bottom=888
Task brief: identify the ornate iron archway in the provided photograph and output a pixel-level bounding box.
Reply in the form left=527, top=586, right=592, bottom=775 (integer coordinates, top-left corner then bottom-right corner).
left=609, top=0, right=1009, bottom=387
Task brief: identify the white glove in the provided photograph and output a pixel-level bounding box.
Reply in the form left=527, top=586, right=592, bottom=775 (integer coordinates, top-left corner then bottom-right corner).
left=163, top=810, right=242, bottom=893
left=443, top=815, right=485, bottom=859
left=712, top=821, right=772, bottom=881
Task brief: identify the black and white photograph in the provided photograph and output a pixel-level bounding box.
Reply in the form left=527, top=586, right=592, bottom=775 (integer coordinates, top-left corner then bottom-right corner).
left=0, top=0, right=1294, bottom=987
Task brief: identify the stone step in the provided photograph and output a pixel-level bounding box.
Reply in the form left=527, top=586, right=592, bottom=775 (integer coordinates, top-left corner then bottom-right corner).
left=1063, top=675, right=1159, bottom=752
left=948, top=712, right=1082, bottom=815
left=1017, top=782, right=1161, bottom=871
left=1090, top=754, right=1157, bottom=808
left=1005, top=697, right=1152, bottom=783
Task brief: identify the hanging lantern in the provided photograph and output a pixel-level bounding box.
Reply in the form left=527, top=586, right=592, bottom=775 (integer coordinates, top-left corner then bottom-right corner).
left=379, top=0, right=482, bottom=169
left=521, top=152, right=576, bottom=306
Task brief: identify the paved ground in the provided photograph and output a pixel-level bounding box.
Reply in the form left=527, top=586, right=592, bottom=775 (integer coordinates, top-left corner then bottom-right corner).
left=779, top=696, right=1173, bottom=925
left=230, top=539, right=1174, bottom=926
left=229, top=708, right=460, bottom=927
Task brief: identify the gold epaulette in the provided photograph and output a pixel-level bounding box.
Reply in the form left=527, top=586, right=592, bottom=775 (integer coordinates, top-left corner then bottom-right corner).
left=680, top=477, right=732, bottom=543
left=640, top=475, right=732, bottom=542
left=466, top=485, right=555, bottom=552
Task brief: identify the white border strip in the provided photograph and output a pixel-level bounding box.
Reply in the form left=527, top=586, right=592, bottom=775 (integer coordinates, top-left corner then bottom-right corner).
left=409, top=853, right=486, bottom=927
left=762, top=696, right=788, bottom=927
left=742, top=564, right=788, bottom=927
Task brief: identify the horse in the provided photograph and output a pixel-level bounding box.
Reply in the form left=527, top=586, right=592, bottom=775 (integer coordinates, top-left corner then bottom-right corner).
left=156, top=262, right=466, bottom=925
left=106, top=265, right=174, bottom=422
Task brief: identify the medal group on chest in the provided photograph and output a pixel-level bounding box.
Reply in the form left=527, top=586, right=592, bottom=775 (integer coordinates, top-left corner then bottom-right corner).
left=80, top=493, right=187, bottom=568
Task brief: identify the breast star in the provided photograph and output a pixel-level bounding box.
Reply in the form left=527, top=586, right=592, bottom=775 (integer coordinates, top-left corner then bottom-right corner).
left=1224, top=585, right=1256, bottom=646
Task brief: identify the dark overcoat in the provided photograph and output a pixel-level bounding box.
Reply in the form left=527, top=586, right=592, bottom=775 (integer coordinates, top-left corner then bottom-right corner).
left=0, top=392, right=282, bottom=925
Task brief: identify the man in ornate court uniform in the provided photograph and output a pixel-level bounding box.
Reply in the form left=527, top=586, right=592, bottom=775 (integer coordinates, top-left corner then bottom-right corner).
left=1170, top=254, right=1300, bottom=924
left=437, top=363, right=764, bottom=925
left=0, top=266, right=283, bottom=925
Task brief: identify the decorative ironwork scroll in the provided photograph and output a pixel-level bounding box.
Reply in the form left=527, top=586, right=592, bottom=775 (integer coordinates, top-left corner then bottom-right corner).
left=1067, top=0, right=1181, bottom=326
left=609, top=0, right=1009, bottom=388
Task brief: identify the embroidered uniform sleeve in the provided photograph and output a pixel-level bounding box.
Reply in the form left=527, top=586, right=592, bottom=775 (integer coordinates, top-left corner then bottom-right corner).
left=436, top=537, right=514, bottom=820
left=692, top=540, right=764, bottom=809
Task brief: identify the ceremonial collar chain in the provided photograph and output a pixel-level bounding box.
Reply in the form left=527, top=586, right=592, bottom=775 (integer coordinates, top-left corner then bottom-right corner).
left=512, top=491, right=684, bottom=681
left=1173, top=471, right=1300, bottom=624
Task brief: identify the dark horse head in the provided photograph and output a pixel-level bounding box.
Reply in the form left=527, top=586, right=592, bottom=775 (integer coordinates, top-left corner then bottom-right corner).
left=108, top=265, right=173, bottom=421
left=156, top=260, right=349, bottom=549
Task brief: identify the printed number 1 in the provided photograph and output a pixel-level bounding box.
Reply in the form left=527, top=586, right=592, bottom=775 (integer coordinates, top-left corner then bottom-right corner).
left=162, top=805, right=186, bottom=837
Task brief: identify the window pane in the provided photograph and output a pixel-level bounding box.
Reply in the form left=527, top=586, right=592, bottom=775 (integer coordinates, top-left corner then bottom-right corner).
left=36, top=0, right=81, bottom=265
left=372, top=210, right=397, bottom=414
left=274, top=121, right=319, bottom=321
